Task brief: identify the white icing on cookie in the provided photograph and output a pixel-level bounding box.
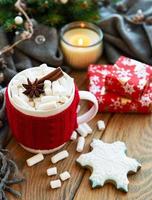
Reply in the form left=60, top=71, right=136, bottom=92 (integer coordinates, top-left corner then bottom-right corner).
left=76, top=139, right=141, bottom=192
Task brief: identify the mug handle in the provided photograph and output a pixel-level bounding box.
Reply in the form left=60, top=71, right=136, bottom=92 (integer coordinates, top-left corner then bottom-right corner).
left=77, top=91, right=98, bottom=124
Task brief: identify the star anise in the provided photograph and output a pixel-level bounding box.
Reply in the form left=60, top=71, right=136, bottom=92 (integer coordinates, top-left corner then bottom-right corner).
left=22, top=78, right=44, bottom=98
left=22, top=67, right=64, bottom=98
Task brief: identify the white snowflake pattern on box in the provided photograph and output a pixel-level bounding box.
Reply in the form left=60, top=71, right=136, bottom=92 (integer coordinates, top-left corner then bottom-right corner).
left=90, top=75, right=100, bottom=85
left=105, top=56, right=152, bottom=99
left=123, top=82, right=135, bottom=95
left=88, top=62, right=152, bottom=113
left=116, top=69, right=132, bottom=79
left=111, top=98, right=123, bottom=110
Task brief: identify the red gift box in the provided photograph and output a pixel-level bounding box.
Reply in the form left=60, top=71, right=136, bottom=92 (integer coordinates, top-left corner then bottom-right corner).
left=105, top=56, right=152, bottom=99
left=88, top=64, right=152, bottom=113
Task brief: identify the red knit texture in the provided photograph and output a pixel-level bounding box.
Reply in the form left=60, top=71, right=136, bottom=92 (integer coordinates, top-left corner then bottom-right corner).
left=6, top=86, right=79, bottom=150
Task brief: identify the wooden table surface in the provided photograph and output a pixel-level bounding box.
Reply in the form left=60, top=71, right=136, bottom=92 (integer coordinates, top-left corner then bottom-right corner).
left=7, top=68, right=152, bottom=200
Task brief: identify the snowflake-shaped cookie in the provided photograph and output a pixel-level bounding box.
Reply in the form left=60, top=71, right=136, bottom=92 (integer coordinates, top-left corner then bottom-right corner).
left=77, top=139, right=141, bottom=192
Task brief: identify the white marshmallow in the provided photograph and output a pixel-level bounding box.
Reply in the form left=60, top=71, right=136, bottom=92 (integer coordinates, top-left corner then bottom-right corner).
left=63, top=77, right=73, bottom=97
left=76, top=137, right=85, bottom=152
left=76, top=124, right=88, bottom=137
left=44, top=80, right=51, bottom=88
left=44, top=87, right=52, bottom=96
left=26, top=153, right=44, bottom=167
left=18, top=88, right=29, bottom=102
left=39, top=63, right=49, bottom=74
left=51, top=150, right=69, bottom=164
left=60, top=171, right=70, bottom=181
left=40, top=63, right=48, bottom=69
left=52, top=81, right=66, bottom=96
left=82, top=123, right=92, bottom=134
left=59, top=85, right=67, bottom=96
left=41, top=96, right=59, bottom=103
left=58, top=77, right=70, bottom=96
left=26, top=71, right=35, bottom=82
left=97, top=120, right=105, bottom=131
left=52, top=81, right=61, bottom=96
left=58, top=77, right=67, bottom=86
left=38, top=101, right=57, bottom=110
left=70, top=131, right=77, bottom=140
left=47, top=167, right=57, bottom=176
left=50, top=180, right=61, bottom=189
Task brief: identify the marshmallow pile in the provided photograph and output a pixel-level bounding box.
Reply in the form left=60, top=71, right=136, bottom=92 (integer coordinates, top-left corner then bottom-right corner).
left=10, top=64, right=74, bottom=112
left=26, top=150, right=70, bottom=189
left=70, top=114, right=106, bottom=153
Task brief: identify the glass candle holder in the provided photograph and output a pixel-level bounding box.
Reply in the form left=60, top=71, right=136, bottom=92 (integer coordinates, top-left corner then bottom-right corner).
left=60, top=21, right=103, bottom=69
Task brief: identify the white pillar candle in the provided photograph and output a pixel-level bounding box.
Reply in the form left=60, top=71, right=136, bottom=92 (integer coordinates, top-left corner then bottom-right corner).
left=60, top=23, right=103, bottom=69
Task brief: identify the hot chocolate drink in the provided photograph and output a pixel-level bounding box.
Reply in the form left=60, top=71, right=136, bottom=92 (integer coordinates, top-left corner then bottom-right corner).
left=8, top=64, right=74, bottom=117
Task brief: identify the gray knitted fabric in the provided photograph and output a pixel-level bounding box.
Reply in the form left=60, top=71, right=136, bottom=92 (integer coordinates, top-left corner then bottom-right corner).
left=99, top=0, right=152, bottom=65
left=15, top=23, right=63, bottom=67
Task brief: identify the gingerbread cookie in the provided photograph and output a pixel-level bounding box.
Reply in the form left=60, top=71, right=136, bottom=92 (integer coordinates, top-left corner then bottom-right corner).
left=76, top=139, right=141, bottom=192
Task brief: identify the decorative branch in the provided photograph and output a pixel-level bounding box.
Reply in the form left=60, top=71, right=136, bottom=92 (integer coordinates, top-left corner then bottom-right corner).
left=15, top=0, right=33, bottom=37
left=0, top=0, right=33, bottom=56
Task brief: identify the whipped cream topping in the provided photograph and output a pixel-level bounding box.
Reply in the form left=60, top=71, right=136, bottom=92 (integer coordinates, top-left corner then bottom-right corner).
left=9, top=64, right=74, bottom=112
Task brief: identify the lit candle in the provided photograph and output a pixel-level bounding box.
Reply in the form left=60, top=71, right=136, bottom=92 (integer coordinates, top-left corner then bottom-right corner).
left=60, top=22, right=103, bottom=69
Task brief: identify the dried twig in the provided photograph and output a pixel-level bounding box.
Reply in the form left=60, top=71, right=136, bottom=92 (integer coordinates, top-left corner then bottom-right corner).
left=0, top=0, right=33, bottom=56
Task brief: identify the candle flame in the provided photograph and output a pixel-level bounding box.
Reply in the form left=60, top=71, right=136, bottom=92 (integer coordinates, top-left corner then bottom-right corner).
left=78, top=38, right=84, bottom=46
left=80, top=23, right=85, bottom=28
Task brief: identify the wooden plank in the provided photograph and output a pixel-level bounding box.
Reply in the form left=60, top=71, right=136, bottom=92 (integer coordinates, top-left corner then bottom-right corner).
left=74, top=114, right=152, bottom=200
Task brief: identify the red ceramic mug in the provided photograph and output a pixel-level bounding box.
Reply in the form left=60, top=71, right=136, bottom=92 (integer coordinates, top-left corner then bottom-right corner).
left=6, top=66, right=98, bottom=154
